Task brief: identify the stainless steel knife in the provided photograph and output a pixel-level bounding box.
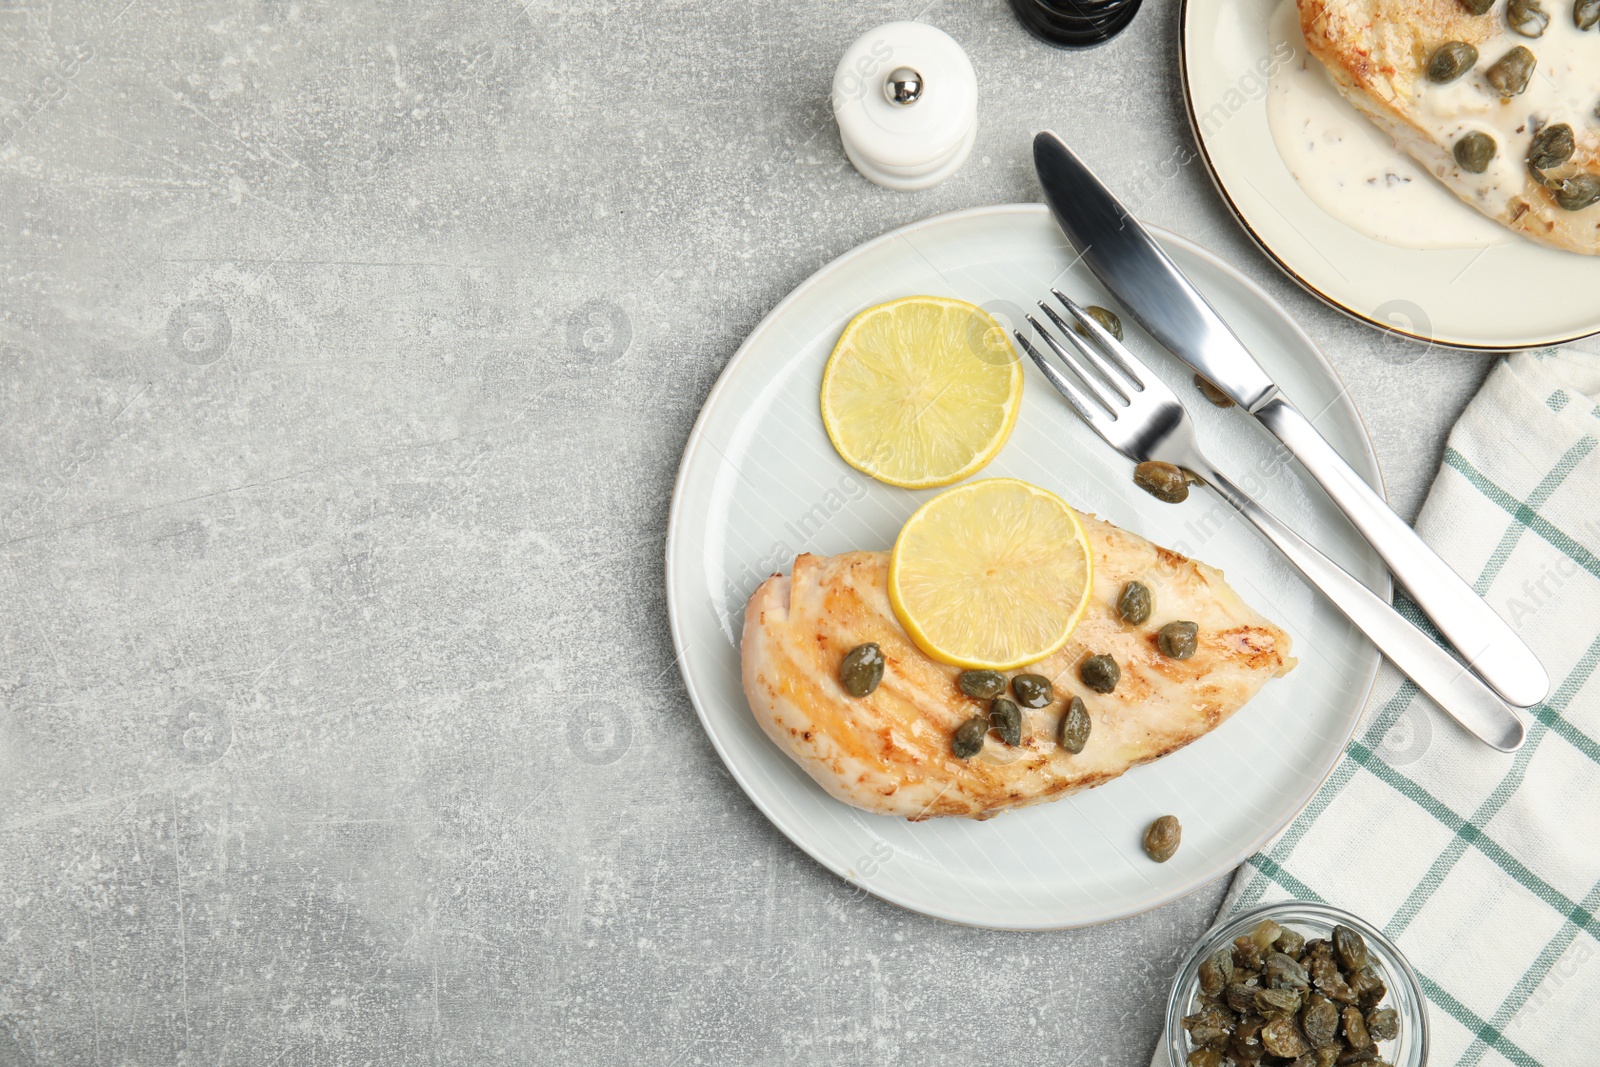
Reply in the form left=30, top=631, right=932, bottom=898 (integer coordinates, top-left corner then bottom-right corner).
left=1032, top=129, right=1550, bottom=710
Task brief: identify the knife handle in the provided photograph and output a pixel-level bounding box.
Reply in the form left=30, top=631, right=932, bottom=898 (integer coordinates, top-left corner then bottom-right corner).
left=1254, top=396, right=1550, bottom=709
left=1195, top=457, right=1528, bottom=752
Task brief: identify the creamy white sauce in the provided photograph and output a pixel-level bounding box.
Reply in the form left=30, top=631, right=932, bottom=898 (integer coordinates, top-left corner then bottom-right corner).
left=1265, top=0, right=1512, bottom=248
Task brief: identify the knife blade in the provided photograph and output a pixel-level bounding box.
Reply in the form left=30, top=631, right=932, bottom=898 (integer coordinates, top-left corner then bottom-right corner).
left=1032, top=129, right=1551, bottom=710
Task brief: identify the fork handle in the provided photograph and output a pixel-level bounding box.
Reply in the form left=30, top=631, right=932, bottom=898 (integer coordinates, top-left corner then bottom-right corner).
left=1194, top=457, right=1528, bottom=752
left=1255, top=397, right=1549, bottom=709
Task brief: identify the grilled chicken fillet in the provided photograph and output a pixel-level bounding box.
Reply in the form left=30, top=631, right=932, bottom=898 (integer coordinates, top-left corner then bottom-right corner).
left=740, top=513, right=1296, bottom=820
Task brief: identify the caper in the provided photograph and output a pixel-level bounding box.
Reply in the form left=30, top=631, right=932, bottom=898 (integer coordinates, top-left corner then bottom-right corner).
left=1118, top=580, right=1153, bottom=625
left=839, top=643, right=885, bottom=696
left=1198, top=946, right=1235, bottom=995
left=1194, top=373, right=1235, bottom=407
left=1348, top=964, right=1381, bottom=1001
left=1255, top=987, right=1302, bottom=1019
left=1365, top=1007, right=1399, bottom=1042
left=1310, top=954, right=1356, bottom=1002
left=1079, top=653, right=1120, bottom=693
left=1011, top=672, right=1053, bottom=708
left=1157, top=620, right=1200, bottom=659
left=1342, top=1005, right=1371, bottom=1050
left=1185, top=1049, right=1223, bottom=1067
left=1182, top=1010, right=1234, bottom=1050
left=1453, top=131, right=1497, bottom=173
left=1074, top=304, right=1124, bottom=341
left=1142, top=814, right=1181, bottom=862
left=1333, top=925, right=1369, bottom=972
left=1579, top=0, right=1600, bottom=28
left=1550, top=173, right=1600, bottom=211
left=1259, top=1015, right=1310, bottom=1058
left=1508, top=0, right=1550, bottom=34
left=988, top=697, right=1022, bottom=746
left=1134, top=459, right=1190, bottom=503
left=957, top=669, right=1005, bottom=699
left=1485, top=45, right=1536, bottom=95
left=952, top=714, right=987, bottom=758
left=1266, top=951, right=1311, bottom=991
left=1250, top=918, right=1284, bottom=951
left=1459, top=0, right=1494, bottom=12
left=1303, top=997, right=1340, bottom=1047
left=1225, top=982, right=1258, bottom=1014
left=1354, top=965, right=1388, bottom=1008
left=1058, top=695, right=1091, bottom=753
left=1230, top=1016, right=1265, bottom=1062
left=1426, top=40, right=1478, bottom=81
left=1528, top=122, right=1575, bottom=171
left=1277, top=927, right=1307, bottom=957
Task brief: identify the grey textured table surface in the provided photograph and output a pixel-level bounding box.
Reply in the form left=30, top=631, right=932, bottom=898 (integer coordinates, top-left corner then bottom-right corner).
left=3, top=1, right=1583, bottom=1064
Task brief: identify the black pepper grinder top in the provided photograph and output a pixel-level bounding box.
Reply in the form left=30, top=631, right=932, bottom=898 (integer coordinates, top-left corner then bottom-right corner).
left=1009, top=0, right=1144, bottom=48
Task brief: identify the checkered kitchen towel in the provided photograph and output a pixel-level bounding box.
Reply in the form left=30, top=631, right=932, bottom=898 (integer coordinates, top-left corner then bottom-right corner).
left=1217, top=350, right=1600, bottom=1066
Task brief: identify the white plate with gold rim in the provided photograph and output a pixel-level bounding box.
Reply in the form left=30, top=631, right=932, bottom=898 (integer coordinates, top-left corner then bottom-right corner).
left=1180, top=0, right=1600, bottom=350
left=665, top=204, right=1386, bottom=929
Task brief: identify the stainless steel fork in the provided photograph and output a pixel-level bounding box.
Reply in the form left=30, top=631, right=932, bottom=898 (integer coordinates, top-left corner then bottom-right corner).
left=1016, top=289, right=1528, bottom=753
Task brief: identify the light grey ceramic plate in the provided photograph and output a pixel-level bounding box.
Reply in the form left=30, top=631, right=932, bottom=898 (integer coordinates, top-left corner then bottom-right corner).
left=665, top=204, right=1386, bottom=929
left=1180, top=0, right=1600, bottom=350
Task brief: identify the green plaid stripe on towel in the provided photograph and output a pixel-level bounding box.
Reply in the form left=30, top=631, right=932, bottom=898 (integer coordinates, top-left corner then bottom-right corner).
left=1219, top=350, right=1600, bottom=1067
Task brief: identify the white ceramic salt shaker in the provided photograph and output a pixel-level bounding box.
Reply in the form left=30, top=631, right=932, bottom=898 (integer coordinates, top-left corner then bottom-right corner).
left=831, top=21, right=978, bottom=192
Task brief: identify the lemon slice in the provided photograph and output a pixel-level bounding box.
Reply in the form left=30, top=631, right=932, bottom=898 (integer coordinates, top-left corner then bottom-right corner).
left=820, top=295, right=1022, bottom=489
left=889, top=478, right=1093, bottom=670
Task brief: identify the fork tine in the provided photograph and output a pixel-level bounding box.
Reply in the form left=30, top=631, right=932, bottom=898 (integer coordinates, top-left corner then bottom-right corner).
left=1028, top=307, right=1130, bottom=415
left=1049, top=289, right=1143, bottom=389
left=1034, top=301, right=1131, bottom=403
left=1023, top=314, right=1126, bottom=417
left=1013, top=331, right=1107, bottom=428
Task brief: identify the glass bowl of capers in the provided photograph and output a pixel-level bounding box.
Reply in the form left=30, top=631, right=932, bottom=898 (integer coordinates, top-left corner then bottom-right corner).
left=1163, top=901, right=1428, bottom=1067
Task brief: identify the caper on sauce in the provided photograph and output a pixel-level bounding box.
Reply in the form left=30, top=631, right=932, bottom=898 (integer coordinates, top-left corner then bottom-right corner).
left=957, top=669, right=1005, bottom=700
left=951, top=715, right=987, bottom=758
left=1485, top=45, right=1536, bottom=96
left=1074, top=304, right=1124, bottom=341
left=1508, top=0, right=1550, bottom=36
left=1528, top=122, right=1575, bottom=171
left=1133, top=460, right=1190, bottom=504
left=1142, top=814, right=1182, bottom=862
left=1550, top=174, right=1600, bottom=211
left=1579, top=0, right=1600, bottom=30
left=1454, top=131, right=1497, bottom=174
left=1427, top=40, right=1478, bottom=82
left=1011, top=673, right=1053, bottom=708
left=1080, top=653, right=1120, bottom=693
left=1058, top=696, right=1091, bottom=753
left=1158, top=620, right=1200, bottom=660
left=839, top=643, right=885, bottom=696
left=1180, top=920, right=1402, bottom=1066
left=988, top=697, right=1022, bottom=746
left=1459, top=0, right=1493, bottom=13
left=1118, top=580, right=1153, bottom=626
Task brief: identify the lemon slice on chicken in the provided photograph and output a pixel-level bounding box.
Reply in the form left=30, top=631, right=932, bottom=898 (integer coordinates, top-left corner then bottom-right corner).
left=820, top=296, right=1021, bottom=489
left=889, top=478, right=1093, bottom=670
